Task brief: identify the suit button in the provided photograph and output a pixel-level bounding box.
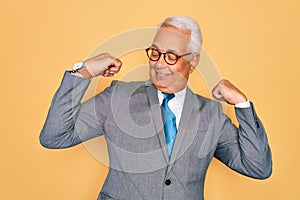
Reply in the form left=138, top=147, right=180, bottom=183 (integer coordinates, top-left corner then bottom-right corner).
left=165, top=179, right=171, bottom=186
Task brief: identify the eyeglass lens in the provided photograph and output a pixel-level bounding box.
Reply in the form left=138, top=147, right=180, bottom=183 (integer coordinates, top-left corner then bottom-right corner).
left=146, top=48, right=179, bottom=65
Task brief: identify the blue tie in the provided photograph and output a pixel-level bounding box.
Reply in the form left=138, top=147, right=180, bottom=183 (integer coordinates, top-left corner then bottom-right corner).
left=161, top=92, right=177, bottom=157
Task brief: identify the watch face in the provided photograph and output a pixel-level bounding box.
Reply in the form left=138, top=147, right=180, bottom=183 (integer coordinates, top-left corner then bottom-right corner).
left=73, top=61, right=84, bottom=71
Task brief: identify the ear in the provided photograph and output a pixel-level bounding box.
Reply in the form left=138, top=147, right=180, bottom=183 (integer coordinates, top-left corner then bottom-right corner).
left=189, top=53, right=200, bottom=73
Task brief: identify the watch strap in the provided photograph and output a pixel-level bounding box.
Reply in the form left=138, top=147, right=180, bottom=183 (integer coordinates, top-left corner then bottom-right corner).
left=77, top=66, right=92, bottom=79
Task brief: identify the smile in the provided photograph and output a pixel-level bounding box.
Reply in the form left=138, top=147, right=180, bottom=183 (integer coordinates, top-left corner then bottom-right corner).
left=156, top=72, right=172, bottom=78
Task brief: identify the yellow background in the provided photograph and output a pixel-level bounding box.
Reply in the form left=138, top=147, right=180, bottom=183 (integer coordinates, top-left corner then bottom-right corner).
left=1, top=0, right=299, bottom=199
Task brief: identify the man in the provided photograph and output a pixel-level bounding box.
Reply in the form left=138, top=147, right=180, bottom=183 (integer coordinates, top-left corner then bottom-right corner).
left=40, top=16, right=272, bottom=200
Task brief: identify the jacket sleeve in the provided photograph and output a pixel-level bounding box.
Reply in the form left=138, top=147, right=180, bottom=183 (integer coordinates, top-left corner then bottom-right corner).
left=214, top=102, right=272, bottom=179
left=39, top=72, right=111, bottom=149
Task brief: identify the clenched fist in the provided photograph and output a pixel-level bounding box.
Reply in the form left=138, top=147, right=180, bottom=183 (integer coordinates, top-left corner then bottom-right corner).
left=212, top=79, right=247, bottom=105
left=75, top=53, right=122, bottom=79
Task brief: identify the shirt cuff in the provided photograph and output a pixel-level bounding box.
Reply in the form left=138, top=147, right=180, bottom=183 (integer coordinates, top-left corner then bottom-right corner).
left=235, top=101, right=251, bottom=108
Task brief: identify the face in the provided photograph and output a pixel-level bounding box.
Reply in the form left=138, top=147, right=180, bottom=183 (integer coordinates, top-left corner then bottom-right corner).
left=149, top=26, right=199, bottom=93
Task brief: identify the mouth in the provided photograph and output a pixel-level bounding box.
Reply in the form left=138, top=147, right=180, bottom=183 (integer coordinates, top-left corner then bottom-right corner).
left=155, top=70, right=173, bottom=79
left=157, top=72, right=171, bottom=76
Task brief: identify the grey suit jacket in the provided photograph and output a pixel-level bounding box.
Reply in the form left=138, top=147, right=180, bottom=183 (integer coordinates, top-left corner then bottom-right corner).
left=40, top=72, right=272, bottom=200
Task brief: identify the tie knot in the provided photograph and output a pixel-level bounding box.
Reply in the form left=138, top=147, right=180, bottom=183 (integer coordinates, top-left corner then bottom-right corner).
left=162, top=92, right=175, bottom=101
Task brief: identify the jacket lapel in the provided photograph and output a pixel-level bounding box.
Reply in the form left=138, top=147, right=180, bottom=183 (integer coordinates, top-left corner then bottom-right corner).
left=144, top=81, right=170, bottom=163
left=167, top=87, right=201, bottom=173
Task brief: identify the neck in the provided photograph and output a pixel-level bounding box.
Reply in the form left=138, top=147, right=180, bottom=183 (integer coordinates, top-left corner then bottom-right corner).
left=157, top=85, right=186, bottom=94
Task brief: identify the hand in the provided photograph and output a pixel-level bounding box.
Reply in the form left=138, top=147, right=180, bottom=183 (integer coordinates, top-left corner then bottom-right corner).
left=83, top=53, right=122, bottom=78
left=212, top=79, right=247, bottom=105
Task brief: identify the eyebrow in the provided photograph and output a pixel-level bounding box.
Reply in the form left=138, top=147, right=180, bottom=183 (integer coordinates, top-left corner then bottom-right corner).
left=151, top=44, right=178, bottom=54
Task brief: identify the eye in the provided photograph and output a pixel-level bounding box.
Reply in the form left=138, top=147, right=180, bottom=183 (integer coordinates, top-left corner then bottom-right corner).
left=151, top=50, right=159, bottom=56
left=150, top=49, right=160, bottom=59
left=166, top=52, right=178, bottom=61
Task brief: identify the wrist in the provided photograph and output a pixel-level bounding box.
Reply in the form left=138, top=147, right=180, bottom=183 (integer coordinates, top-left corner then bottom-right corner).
left=77, top=66, right=92, bottom=79
left=71, top=70, right=83, bottom=77
left=72, top=61, right=93, bottom=79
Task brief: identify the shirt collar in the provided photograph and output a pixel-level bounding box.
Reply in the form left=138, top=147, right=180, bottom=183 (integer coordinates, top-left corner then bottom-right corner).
left=157, top=87, right=187, bottom=105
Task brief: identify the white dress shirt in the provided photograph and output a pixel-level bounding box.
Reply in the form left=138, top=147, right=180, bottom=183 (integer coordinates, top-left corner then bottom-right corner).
left=158, top=89, right=186, bottom=129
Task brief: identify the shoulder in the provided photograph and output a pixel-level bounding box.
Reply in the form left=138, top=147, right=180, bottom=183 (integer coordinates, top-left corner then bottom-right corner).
left=192, top=91, right=220, bottom=106
left=190, top=91, right=223, bottom=112
left=110, top=80, right=146, bottom=87
left=108, top=80, right=149, bottom=96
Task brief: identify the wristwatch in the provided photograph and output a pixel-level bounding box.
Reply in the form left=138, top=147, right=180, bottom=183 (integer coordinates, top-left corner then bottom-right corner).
left=72, top=61, right=92, bottom=79
left=72, top=61, right=85, bottom=72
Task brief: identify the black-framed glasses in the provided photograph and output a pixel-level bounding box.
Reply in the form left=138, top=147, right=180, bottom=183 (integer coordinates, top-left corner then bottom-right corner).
left=145, top=47, right=192, bottom=65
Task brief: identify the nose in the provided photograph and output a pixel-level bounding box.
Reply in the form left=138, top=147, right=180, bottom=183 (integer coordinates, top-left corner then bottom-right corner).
left=154, top=54, right=168, bottom=68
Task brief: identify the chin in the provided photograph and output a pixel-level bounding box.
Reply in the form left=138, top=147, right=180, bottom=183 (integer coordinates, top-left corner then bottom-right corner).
left=153, top=81, right=175, bottom=93
left=154, top=79, right=171, bottom=87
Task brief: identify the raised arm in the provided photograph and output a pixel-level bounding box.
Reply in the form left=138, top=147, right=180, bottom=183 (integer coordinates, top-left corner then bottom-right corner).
left=212, top=79, right=272, bottom=179
left=39, top=53, right=122, bottom=148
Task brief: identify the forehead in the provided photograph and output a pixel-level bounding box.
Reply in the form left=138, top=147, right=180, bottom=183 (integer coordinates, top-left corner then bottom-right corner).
left=152, top=26, right=191, bottom=53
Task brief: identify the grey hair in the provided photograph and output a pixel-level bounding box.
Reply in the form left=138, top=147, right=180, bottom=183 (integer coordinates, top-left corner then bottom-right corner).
left=157, top=16, right=202, bottom=54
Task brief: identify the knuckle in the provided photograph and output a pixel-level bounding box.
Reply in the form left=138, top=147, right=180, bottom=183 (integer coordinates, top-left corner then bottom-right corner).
left=220, top=79, right=228, bottom=84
